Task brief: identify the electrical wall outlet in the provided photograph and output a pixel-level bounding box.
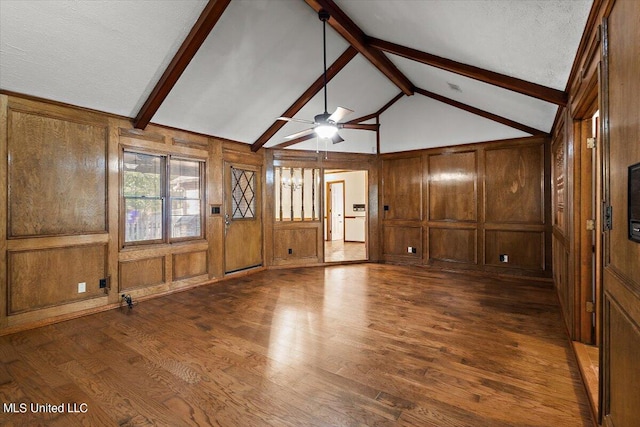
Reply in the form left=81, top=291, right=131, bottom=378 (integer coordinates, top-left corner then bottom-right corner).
left=78, top=282, right=86, bottom=293
left=407, top=246, right=412, bottom=253
left=499, top=254, right=509, bottom=263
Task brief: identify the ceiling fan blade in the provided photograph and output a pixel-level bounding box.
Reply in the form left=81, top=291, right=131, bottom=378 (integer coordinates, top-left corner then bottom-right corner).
left=339, top=123, right=379, bottom=131
left=328, top=106, right=354, bottom=123
left=331, top=133, right=344, bottom=144
left=285, top=128, right=315, bottom=140
left=277, top=116, right=315, bottom=124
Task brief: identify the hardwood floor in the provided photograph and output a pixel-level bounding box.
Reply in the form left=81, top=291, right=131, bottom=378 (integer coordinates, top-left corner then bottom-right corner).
left=573, top=342, right=599, bottom=419
left=324, top=240, right=366, bottom=262
left=0, top=265, right=592, bottom=426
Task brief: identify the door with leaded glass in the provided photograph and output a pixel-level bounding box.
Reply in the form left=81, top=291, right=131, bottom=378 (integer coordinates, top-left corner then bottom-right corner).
left=224, top=162, right=262, bottom=273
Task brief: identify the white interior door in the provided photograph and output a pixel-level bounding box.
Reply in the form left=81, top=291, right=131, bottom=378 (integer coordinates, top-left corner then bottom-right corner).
left=330, top=182, right=344, bottom=241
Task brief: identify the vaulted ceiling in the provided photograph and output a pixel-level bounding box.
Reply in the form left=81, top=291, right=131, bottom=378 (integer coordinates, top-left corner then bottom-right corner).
left=0, top=0, right=593, bottom=154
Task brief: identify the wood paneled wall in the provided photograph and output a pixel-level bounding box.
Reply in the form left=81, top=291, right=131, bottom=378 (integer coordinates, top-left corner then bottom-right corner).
left=266, top=150, right=379, bottom=266
left=551, top=0, right=640, bottom=425
left=0, top=96, right=111, bottom=332
left=0, top=94, right=264, bottom=334
left=380, top=136, right=551, bottom=278
left=600, top=0, right=640, bottom=425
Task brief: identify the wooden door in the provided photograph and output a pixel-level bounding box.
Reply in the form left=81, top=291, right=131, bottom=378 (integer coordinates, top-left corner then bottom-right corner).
left=224, top=162, right=262, bottom=273
left=600, top=5, right=640, bottom=427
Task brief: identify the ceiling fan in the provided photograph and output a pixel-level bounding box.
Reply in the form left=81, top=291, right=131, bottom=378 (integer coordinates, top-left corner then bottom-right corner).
left=277, top=10, right=375, bottom=144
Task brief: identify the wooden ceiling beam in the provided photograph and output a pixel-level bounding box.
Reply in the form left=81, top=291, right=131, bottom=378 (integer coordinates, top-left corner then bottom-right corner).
left=270, top=134, right=316, bottom=149
left=370, top=38, right=568, bottom=107
left=304, top=0, right=414, bottom=96
left=346, top=92, right=404, bottom=124
left=414, top=87, right=548, bottom=136
left=134, top=0, right=232, bottom=129
left=250, top=46, right=358, bottom=152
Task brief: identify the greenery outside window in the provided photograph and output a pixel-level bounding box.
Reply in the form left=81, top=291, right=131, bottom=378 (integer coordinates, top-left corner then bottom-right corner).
left=123, top=151, right=204, bottom=245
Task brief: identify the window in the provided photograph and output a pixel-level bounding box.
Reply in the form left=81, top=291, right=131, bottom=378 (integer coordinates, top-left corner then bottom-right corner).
left=274, top=167, right=320, bottom=221
left=231, top=167, right=256, bottom=219
left=123, top=151, right=204, bottom=245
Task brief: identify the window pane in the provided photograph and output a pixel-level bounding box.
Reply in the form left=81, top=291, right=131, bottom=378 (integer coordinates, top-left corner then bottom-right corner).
left=123, top=152, right=162, bottom=197
left=170, top=158, right=203, bottom=239
left=231, top=168, right=255, bottom=219
left=274, top=167, right=320, bottom=221
left=170, top=158, right=200, bottom=198
left=125, top=198, right=162, bottom=242
left=171, top=200, right=201, bottom=238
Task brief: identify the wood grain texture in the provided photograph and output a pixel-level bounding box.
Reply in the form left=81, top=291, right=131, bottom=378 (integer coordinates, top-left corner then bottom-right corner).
left=485, top=144, right=544, bottom=224
left=601, top=0, right=640, bottom=425
left=7, top=109, right=107, bottom=237
left=0, top=265, right=592, bottom=426
left=382, top=156, right=422, bottom=221
left=8, top=244, right=106, bottom=314
left=383, top=225, right=421, bottom=257
left=173, top=251, right=207, bottom=281
left=429, top=227, right=477, bottom=264
left=273, top=227, right=319, bottom=261
left=485, top=230, right=544, bottom=271
left=119, top=257, right=165, bottom=292
left=428, top=151, right=477, bottom=221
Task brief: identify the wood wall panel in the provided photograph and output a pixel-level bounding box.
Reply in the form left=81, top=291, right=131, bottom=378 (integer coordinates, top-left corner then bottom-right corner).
left=8, top=244, right=106, bottom=314
left=173, top=251, right=207, bottom=281
left=382, top=156, right=422, bottom=220
left=428, top=227, right=476, bottom=264
left=551, top=137, right=567, bottom=234
left=119, top=256, right=165, bottom=292
left=485, top=144, right=544, bottom=224
left=7, top=109, right=107, bottom=237
left=380, top=137, right=549, bottom=276
left=273, top=227, right=318, bottom=260
left=485, top=230, right=544, bottom=271
left=383, top=225, right=422, bottom=257
left=604, top=293, right=640, bottom=427
left=602, top=0, right=640, bottom=424
left=428, top=151, right=477, bottom=221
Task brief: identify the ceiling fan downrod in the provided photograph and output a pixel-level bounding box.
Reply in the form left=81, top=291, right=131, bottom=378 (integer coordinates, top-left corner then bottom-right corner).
left=319, top=10, right=330, bottom=116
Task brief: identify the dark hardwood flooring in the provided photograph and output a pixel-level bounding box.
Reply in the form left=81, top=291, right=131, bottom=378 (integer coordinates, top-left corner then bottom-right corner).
left=0, top=264, right=592, bottom=426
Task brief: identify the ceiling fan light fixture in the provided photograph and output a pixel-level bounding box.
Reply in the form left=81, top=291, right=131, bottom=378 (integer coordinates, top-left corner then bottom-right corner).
left=315, top=123, right=338, bottom=139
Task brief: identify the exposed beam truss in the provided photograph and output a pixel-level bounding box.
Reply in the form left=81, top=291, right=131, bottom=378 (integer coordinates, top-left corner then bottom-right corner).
left=415, top=87, right=548, bottom=136
left=369, top=37, right=568, bottom=106
left=250, top=46, right=358, bottom=152
left=304, top=0, right=414, bottom=96
left=134, top=0, right=232, bottom=129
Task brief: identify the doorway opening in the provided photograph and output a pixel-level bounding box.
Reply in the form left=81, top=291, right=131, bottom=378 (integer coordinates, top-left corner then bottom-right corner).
left=324, top=170, right=367, bottom=262
left=573, top=108, right=602, bottom=419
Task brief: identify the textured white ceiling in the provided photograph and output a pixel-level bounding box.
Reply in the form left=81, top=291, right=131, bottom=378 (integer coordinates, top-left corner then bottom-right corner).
left=389, top=54, right=557, bottom=133
left=265, top=54, right=399, bottom=148
left=0, top=0, right=594, bottom=154
left=336, top=0, right=593, bottom=89
left=380, top=95, right=528, bottom=153
left=0, top=0, right=207, bottom=117
left=153, top=0, right=348, bottom=143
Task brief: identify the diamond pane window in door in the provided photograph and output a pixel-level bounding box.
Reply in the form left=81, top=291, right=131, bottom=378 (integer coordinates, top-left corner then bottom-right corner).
left=231, top=168, right=256, bottom=219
